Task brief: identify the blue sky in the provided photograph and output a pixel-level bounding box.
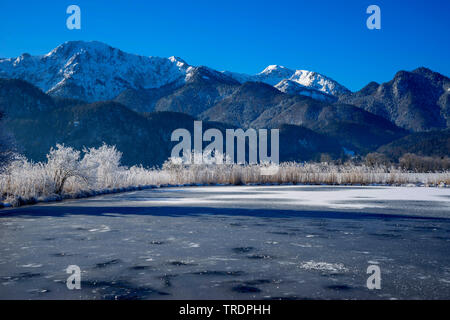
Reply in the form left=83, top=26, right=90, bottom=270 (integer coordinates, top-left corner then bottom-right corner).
left=0, top=0, right=449, bottom=91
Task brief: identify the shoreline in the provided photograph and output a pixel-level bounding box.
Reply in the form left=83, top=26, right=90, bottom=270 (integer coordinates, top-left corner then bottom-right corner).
left=1, top=181, right=448, bottom=210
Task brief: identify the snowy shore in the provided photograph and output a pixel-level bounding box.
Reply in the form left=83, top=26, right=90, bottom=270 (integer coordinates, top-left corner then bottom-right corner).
left=1, top=144, right=449, bottom=209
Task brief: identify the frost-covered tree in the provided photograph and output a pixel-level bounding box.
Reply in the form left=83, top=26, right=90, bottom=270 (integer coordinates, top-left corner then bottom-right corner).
left=81, top=144, right=123, bottom=188
left=46, top=144, right=88, bottom=194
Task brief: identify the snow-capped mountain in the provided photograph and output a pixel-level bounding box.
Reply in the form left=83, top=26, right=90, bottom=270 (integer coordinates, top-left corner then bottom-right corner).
left=223, top=65, right=295, bottom=86
left=0, top=41, right=350, bottom=102
left=275, top=79, right=336, bottom=102
left=287, top=70, right=350, bottom=96
left=224, top=65, right=350, bottom=97
left=0, top=41, right=190, bottom=102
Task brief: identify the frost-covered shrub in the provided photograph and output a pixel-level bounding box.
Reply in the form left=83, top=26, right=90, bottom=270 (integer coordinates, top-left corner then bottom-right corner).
left=0, top=156, right=53, bottom=204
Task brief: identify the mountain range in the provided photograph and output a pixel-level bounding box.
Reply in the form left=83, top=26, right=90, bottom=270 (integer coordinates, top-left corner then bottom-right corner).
left=0, top=41, right=448, bottom=167
left=339, top=67, right=449, bottom=132
left=0, top=41, right=346, bottom=103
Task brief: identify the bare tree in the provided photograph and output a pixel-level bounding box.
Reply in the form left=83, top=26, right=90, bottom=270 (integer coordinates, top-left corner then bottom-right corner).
left=365, top=152, right=390, bottom=167
left=399, top=153, right=450, bottom=172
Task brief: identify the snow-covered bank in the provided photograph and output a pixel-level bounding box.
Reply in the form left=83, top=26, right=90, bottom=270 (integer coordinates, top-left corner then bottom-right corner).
left=1, top=144, right=449, bottom=208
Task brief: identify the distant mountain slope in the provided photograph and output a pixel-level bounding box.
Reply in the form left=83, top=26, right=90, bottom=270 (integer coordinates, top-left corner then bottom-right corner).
left=5, top=98, right=345, bottom=166
left=0, top=78, right=370, bottom=165
left=377, top=130, right=450, bottom=160
left=113, top=82, right=180, bottom=114
left=201, top=81, right=406, bottom=153
left=275, top=79, right=337, bottom=102
left=201, top=82, right=283, bottom=128
left=278, top=124, right=342, bottom=161
left=339, top=67, right=450, bottom=132
left=153, top=66, right=240, bottom=116
left=8, top=101, right=164, bottom=166
left=0, top=78, right=56, bottom=117
left=114, top=66, right=241, bottom=115
left=6, top=100, right=222, bottom=167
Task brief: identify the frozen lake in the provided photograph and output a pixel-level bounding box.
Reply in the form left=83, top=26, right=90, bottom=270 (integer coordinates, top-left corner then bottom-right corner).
left=1, top=185, right=449, bottom=300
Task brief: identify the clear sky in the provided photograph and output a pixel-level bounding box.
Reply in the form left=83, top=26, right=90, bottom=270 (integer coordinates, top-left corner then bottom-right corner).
left=0, top=0, right=449, bottom=91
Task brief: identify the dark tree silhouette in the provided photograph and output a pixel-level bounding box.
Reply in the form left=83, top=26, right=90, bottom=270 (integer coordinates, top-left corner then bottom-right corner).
left=0, top=110, right=15, bottom=170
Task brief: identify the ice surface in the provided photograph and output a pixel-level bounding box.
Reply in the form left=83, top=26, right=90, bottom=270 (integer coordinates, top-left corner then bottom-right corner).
left=0, top=185, right=449, bottom=299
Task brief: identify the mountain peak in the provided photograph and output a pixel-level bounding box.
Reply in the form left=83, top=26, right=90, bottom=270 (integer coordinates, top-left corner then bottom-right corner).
left=58, top=40, right=110, bottom=49
left=224, top=65, right=350, bottom=97
left=411, top=67, right=449, bottom=82
left=412, top=66, right=433, bottom=75
left=260, top=65, right=292, bottom=74
left=169, top=56, right=188, bottom=65
left=45, top=40, right=112, bottom=57
left=185, top=66, right=239, bottom=85
left=392, top=67, right=449, bottom=85
left=288, top=70, right=351, bottom=96
left=339, top=67, right=449, bottom=132
left=257, top=65, right=295, bottom=85
left=357, top=81, right=380, bottom=96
